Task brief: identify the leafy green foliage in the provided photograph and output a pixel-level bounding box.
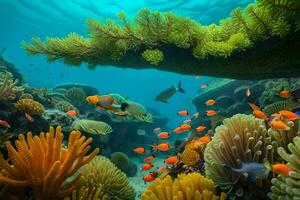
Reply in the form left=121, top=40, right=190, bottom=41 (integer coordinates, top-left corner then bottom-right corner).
left=22, top=1, right=300, bottom=67
left=142, top=49, right=164, bottom=65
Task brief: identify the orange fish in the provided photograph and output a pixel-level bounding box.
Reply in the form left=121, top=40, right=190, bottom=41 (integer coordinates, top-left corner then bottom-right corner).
left=253, top=110, right=268, bottom=120
left=270, top=120, right=290, bottom=131
left=141, top=163, right=153, bottom=171
left=164, top=156, right=180, bottom=165
left=279, top=110, right=300, bottom=121
left=157, top=132, right=170, bottom=139
left=271, top=113, right=282, bottom=119
left=151, top=143, right=171, bottom=151
left=248, top=102, right=261, bottom=111
left=205, top=99, right=216, bottom=106
left=144, top=155, right=155, bottom=162
left=279, top=89, right=291, bottom=98
left=206, top=110, right=218, bottom=117
left=196, top=126, right=206, bottom=132
left=159, top=166, right=168, bottom=172
left=272, top=164, right=292, bottom=175
left=25, top=113, right=34, bottom=122
left=67, top=110, right=77, bottom=117
left=178, top=110, right=189, bottom=116
left=0, top=120, right=10, bottom=128
left=86, top=95, right=128, bottom=111
left=134, top=147, right=146, bottom=154
left=173, top=127, right=185, bottom=134
left=180, top=123, right=191, bottom=131
left=196, top=136, right=211, bottom=144
left=143, top=172, right=158, bottom=183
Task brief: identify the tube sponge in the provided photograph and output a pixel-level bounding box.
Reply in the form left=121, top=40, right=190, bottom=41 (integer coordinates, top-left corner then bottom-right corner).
left=141, top=173, right=227, bottom=200
left=76, top=156, right=135, bottom=200
left=204, top=114, right=276, bottom=190
left=269, top=136, right=300, bottom=199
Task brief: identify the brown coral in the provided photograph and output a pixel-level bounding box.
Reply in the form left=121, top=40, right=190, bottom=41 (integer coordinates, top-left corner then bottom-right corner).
left=181, top=148, right=201, bottom=167
left=15, top=99, right=44, bottom=115
left=0, top=126, right=99, bottom=200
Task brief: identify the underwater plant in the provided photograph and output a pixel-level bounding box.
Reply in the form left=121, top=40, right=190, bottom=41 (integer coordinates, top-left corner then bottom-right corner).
left=73, top=155, right=135, bottom=200
left=0, top=126, right=99, bottom=200
left=64, top=87, right=87, bottom=109
left=0, top=66, right=25, bottom=101
left=141, top=49, right=164, bottom=65
left=72, top=119, right=113, bottom=136
left=204, top=114, right=277, bottom=195
left=15, top=99, right=45, bottom=115
left=268, top=136, right=300, bottom=199
left=141, top=173, right=227, bottom=200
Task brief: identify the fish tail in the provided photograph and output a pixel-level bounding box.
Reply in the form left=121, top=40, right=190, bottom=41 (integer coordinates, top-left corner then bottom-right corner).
left=121, top=103, right=129, bottom=111
left=177, top=81, right=185, bottom=93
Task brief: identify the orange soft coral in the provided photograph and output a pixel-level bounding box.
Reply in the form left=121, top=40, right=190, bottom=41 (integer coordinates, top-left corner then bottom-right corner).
left=0, top=126, right=99, bottom=200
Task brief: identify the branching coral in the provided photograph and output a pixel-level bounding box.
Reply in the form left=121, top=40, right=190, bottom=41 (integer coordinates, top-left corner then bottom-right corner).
left=142, top=49, right=164, bottom=65
left=22, top=0, right=299, bottom=67
left=268, top=136, right=300, bottom=199
left=74, top=155, right=135, bottom=200
left=0, top=126, right=99, bottom=200
left=204, top=114, right=277, bottom=191
left=141, top=173, right=227, bottom=200
left=15, top=99, right=45, bottom=115
left=65, top=87, right=87, bottom=109
left=0, top=66, right=24, bottom=100
left=72, top=119, right=113, bottom=136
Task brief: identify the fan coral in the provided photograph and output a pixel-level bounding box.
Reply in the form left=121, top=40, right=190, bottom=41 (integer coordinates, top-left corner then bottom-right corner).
left=0, top=66, right=24, bottom=100
left=181, top=148, right=201, bottom=167
left=0, top=126, right=99, bottom=200
left=65, top=87, right=87, bottom=108
left=111, top=152, right=130, bottom=172
left=15, top=99, right=45, bottom=115
left=125, top=101, right=154, bottom=123
left=75, top=156, right=135, bottom=200
left=204, top=114, right=276, bottom=191
left=55, top=100, right=77, bottom=112
left=72, top=119, right=113, bottom=136
left=141, top=173, right=227, bottom=200
left=262, top=100, right=300, bottom=116
left=142, top=49, right=164, bottom=65
left=268, top=136, right=300, bottom=199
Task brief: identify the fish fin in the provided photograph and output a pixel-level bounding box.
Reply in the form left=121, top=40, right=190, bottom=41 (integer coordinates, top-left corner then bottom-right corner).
left=177, top=81, right=185, bottom=93
left=120, top=103, right=129, bottom=111
left=248, top=102, right=261, bottom=111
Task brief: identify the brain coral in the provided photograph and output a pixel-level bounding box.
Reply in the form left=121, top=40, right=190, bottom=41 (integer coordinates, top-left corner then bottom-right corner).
left=268, top=136, right=300, bottom=199
left=111, top=152, right=130, bottom=172
left=141, top=173, right=227, bottom=200
left=204, top=114, right=277, bottom=191
left=15, top=99, right=44, bottom=115
left=76, top=156, right=135, bottom=200
left=55, top=100, right=77, bottom=112
left=72, top=119, right=113, bottom=136
left=181, top=148, right=201, bottom=167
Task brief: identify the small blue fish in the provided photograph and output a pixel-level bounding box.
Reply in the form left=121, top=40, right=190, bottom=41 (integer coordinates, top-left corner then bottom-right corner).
left=222, top=161, right=270, bottom=182
left=295, top=111, right=300, bottom=117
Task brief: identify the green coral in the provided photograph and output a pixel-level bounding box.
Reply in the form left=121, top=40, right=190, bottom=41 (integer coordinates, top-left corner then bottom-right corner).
left=22, top=0, right=299, bottom=67
left=64, top=87, right=87, bottom=109
left=141, top=49, right=164, bottom=65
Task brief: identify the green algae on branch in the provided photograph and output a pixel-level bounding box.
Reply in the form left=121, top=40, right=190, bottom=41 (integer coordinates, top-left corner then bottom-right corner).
left=22, top=1, right=300, bottom=79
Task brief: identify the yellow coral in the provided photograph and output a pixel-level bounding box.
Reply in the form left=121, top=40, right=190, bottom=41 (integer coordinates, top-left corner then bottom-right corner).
left=0, top=126, right=99, bottom=200
left=75, top=156, right=135, bottom=200
left=141, top=173, right=227, bottom=200
left=15, top=99, right=44, bottom=115
left=181, top=148, right=201, bottom=166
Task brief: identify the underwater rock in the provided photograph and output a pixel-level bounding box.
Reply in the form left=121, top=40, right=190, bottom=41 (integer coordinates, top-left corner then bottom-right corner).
left=53, top=83, right=98, bottom=96
left=43, top=109, right=76, bottom=133
left=215, top=95, right=235, bottom=109
left=226, top=103, right=250, bottom=117
left=233, top=86, right=249, bottom=102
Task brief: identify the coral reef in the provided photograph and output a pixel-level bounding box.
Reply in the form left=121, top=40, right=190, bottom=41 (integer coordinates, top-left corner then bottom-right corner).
left=0, top=126, right=99, bottom=200
left=75, top=156, right=135, bottom=200
left=64, top=87, right=87, bottom=109
left=14, top=99, right=45, bottom=115
left=263, top=100, right=300, bottom=116
left=111, top=152, right=130, bottom=172
left=55, top=100, right=77, bottom=112
left=141, top=173, right=227, bottom=200
left=22, top=1, right=300, bottom=79
left=72, top=119, right=113, bottom=136
left=181, top=148, right=201, bottom=167
left=204, top=114, right=277, bottom=197
left=269, top=136, right=300, bottom=199
left=0, top=66, right=24, bottom=101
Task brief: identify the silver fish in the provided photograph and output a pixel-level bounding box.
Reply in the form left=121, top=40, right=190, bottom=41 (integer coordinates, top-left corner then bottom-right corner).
left=155, top=81, right=185, bottom=103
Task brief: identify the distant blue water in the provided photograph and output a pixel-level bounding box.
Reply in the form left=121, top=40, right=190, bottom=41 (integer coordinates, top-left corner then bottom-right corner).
left=0, top=0, right=253, bottom=128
